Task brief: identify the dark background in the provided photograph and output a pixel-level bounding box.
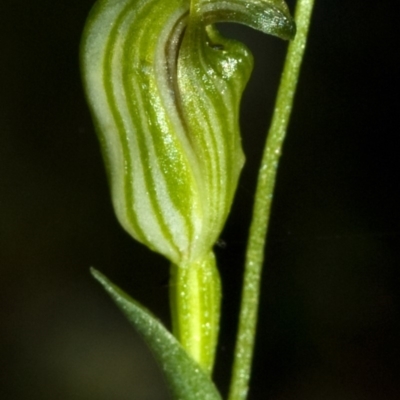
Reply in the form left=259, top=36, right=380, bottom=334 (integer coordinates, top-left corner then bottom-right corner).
left=1, top=0, right=399, bottom=399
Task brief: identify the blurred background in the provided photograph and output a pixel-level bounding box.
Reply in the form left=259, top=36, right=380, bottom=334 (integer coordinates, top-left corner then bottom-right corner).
left=1, top=0, right=399, bottom=399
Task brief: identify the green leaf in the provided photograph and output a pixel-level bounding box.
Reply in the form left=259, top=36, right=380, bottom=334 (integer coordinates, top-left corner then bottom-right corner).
left=91, top=268, right=222, bottom=400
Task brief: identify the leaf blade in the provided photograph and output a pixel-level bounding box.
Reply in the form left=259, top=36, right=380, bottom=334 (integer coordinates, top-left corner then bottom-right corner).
left=91, top=268, right=222, bottom=400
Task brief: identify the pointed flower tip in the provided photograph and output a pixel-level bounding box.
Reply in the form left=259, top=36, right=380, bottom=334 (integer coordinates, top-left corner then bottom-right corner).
left=197, top=0, right=296, bottom=40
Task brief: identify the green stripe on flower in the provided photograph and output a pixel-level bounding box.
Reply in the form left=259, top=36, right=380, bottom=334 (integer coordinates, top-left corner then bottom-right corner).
left=82, top=0, right=196, bottom=264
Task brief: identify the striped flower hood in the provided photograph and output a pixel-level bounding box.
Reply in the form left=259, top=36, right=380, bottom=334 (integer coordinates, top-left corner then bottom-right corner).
left=81, top=0, right=295, bottom=266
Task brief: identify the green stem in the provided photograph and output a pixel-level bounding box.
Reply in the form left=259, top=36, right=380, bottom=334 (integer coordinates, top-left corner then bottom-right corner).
left=228, top=1, right=316, bottom=399
left=170, top=251, right=221, bottom=375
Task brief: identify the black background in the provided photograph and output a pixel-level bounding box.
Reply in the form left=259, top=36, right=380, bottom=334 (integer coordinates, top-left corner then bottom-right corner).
left=1, top=0, right=399, bottom=399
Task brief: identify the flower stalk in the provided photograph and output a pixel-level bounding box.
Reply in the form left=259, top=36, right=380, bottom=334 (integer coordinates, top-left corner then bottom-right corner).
left=170, top=252, right=221, bottom=374
left=228, top=1, right=316, bottom=399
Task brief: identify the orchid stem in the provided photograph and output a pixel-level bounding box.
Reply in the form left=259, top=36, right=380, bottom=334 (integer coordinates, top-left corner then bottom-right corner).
left=228, top=1, right=316, bottom=399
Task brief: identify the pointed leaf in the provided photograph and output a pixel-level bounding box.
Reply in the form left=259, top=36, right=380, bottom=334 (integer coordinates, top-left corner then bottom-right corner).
left=91, top=268, right=222, bottom=400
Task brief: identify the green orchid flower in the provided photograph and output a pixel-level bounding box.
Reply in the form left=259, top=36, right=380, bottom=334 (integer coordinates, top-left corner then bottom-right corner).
left=81, top=0, right=295, bottom=377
